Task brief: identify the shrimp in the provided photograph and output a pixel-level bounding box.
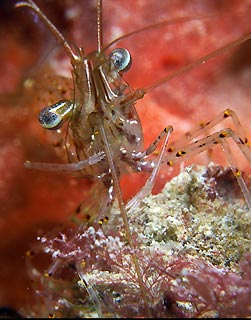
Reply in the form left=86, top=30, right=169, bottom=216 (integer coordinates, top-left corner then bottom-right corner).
left=15, top=0, right=251, bottom=317
left=15, top=0, right=251, bottom=213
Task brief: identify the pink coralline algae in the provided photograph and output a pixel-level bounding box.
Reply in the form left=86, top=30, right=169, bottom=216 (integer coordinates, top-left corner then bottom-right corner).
left=22, top=164, right=251, bottom=318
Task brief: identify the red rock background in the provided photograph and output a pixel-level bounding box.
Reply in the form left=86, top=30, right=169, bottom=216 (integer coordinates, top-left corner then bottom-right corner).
left=1, top=0, right=251, bottom=312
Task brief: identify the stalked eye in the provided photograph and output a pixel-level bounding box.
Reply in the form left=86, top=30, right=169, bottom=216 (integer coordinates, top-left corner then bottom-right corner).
left=108, top=48, right=132, bottom=72
left=38, top=100, right=74, bottom=130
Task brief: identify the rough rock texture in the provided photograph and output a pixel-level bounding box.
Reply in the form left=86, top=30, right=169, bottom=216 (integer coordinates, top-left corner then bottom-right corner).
left=21, top=164, right=251, bottom=317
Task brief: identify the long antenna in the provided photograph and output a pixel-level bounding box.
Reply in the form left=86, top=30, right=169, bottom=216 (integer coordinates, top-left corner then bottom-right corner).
left=15, top=0, right=78, bottom=62
left=96, top=0, right=103, bottom=52
left=103, top=14, right=216, bottom=51
left=143, top=32, right=251, bottom=94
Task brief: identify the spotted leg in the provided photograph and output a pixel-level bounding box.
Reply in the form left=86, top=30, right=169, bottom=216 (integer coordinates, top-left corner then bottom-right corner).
left=126, top=126, right=173, bottom=213
left=164, top=127, right=251, bottom=210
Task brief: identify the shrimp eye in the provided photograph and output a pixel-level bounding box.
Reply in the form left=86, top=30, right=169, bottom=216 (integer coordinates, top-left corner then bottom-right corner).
left=108, top=48, right=132, bottom=72
left=38, top=100, right=73, bottom=130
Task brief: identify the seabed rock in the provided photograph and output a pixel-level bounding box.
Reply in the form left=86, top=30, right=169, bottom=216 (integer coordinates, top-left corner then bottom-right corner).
left=23, top=163, right=251, bottom=318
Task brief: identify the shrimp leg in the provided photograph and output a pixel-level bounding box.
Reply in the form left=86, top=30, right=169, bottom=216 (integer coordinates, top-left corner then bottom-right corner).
left=24, top=151, right=105, bottom=173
